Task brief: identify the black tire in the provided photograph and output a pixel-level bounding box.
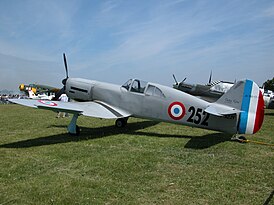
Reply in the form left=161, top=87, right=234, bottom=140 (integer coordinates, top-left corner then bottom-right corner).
left=115, top=118, right=126, bottom=128
left=238, top=135, right=247, bottom=143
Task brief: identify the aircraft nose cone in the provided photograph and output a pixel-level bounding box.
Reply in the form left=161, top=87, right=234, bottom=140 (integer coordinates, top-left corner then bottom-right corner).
left=19, top=84, right=25, bottom=91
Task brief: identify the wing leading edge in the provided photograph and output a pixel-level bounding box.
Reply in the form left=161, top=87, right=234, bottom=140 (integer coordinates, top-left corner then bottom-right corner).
left=9, top=99, right=131, bottom=119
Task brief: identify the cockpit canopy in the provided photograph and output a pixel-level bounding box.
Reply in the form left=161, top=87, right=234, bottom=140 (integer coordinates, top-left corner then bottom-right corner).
left=122, top=79, right=147, bottom=93
left=122, top=79, right=165, bottom=98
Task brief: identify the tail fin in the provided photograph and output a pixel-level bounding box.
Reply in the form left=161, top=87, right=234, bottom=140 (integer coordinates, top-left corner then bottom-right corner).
left=205, top=79, right=264, bottom=134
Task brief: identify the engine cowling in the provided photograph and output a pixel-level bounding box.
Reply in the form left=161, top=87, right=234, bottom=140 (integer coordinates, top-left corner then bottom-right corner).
left=65, top=78, right=96, bottom=101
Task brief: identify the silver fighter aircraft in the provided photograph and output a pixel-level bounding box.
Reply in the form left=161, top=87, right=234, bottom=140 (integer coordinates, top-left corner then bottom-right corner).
left=9, top=54, right=265, bottom=140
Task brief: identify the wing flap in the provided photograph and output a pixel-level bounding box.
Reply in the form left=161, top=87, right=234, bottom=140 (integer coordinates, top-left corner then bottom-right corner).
left=37, top=104, right=82, bottom=114
left=74, top=101, right=131, bottom=119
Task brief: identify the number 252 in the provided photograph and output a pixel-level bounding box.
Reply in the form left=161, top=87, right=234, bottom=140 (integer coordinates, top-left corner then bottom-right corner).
left=187, top=106, right=209, bottom=126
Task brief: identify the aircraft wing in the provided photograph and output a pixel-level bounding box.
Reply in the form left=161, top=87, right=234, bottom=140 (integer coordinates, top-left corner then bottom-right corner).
left=9, top=99, right=131, bottom=119
left=205, top=103, right=241, bottom=116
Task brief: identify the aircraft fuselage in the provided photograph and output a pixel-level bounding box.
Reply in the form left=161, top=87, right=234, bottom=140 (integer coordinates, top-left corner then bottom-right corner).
left=66, top=78, right=239, bottom=134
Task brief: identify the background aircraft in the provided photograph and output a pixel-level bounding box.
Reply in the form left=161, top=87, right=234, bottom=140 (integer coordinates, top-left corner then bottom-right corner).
left=9, top=54, right=264, bottom=141
left=19, top=83, right=59, bottom=100
left=173, top=74, right=273, bottom=109
left=262, top=89, right=274, bottom=108
left=172, top=74, right=234, bottom=102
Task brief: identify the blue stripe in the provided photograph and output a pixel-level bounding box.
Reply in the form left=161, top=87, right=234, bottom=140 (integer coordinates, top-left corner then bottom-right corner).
left=239, top=80, right=253, bottom=134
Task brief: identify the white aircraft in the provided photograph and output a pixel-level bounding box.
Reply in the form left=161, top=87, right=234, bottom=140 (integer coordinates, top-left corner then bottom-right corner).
left=26, top=90, right=54, bottom=100
left=262, top=89, right=274, bottom=108
left=9, top=54, right=265, bottom=141
left=19, top=84, right=58, bottom=100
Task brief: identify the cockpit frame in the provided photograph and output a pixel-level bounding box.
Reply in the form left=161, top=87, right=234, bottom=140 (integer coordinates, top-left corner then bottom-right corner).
left=122, top=79, right=165, bottom=98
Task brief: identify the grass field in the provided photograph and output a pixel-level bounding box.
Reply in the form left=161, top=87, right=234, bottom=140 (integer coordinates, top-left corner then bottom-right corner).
left=0, top=104, right=273, bottom=205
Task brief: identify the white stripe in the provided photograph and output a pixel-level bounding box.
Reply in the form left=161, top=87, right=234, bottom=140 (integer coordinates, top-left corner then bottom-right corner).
left=171, top=105, right=182, bottom=117
left=246, top=83, right=259, bottom=134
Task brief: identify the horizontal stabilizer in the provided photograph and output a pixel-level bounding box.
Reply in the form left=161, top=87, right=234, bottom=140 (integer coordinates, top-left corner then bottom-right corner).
left=205, top=103, right=241, bottom=116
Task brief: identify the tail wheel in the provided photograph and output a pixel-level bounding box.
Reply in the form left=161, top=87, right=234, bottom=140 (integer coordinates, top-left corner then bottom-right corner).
left=231, top=135, right=247, bottom=143
left=238, top=135, right=247, bottom=143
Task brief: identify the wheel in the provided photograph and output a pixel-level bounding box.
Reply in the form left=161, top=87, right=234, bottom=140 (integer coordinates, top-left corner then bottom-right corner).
left=115, top=118, right=127, bottom=128
left=238, top=135, right=247, bottom=143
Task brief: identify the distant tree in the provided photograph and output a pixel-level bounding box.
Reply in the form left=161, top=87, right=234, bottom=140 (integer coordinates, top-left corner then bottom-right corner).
left=263, top=77, right=274, bottom=91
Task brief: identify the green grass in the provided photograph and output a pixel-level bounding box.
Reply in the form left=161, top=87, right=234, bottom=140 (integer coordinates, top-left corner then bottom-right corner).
left=0, top=104, right=273, bottom=205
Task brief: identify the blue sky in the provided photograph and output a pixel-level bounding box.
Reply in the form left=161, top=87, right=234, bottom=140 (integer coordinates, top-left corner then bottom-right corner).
left=0, top=0, right=274, bottom=91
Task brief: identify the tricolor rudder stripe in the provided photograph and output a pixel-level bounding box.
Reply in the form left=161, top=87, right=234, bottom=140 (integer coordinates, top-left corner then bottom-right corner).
left=239, top=80, right=264, bottom=134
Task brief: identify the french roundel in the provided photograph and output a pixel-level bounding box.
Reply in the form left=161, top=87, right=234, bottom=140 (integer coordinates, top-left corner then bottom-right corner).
left=38, top=100, right=57, bottom=106
left=168, top=102, right=186, bottom=120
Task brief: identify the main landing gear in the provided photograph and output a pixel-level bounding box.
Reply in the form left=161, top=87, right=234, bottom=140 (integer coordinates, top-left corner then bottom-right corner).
left=115, top=117, right=129, bottom=128
left=67, top=115, right=129, bottom=135
left=67, top=114, right=80, bottom=135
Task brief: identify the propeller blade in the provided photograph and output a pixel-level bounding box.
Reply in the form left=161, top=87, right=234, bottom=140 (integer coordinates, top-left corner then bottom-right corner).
left=52, top=53, right=70, bottom=101
left=63, top=53, right=68, bottom=79
left=172, top=74, right=178, bottom=84
left=182, top=77, right=187, bottom=83
left=208, top=70, right=212, bottom=84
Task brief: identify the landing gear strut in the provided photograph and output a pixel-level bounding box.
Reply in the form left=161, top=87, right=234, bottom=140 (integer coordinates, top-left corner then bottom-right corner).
left=67, top=114, right=80, bottom=135
left=115, top=117, right=128, bottom=128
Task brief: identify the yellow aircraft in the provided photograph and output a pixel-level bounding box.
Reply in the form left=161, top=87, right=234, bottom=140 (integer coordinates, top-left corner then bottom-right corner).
left=19, top=83, right=59, bottom=100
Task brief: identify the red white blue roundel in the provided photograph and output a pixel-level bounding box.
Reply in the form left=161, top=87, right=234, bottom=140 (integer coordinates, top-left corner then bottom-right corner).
left=38, top=100, right=57, bottom=106
left=168, top=102, right=186, bottom=120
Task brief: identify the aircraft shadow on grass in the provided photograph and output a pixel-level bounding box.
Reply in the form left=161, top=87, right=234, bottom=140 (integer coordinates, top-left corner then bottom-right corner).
left=0, top=121, right=231, bottom=150
left=264, top=112, right=274, bottom=116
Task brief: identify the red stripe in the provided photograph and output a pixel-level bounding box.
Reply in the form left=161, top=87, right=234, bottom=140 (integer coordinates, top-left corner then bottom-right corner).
left=253, top=91, right=264, bottom=133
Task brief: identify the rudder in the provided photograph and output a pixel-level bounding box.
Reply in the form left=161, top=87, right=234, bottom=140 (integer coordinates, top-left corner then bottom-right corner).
left=238, top=79, right=264, bottom=134
left=215, top=79, right=264, bottom=134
